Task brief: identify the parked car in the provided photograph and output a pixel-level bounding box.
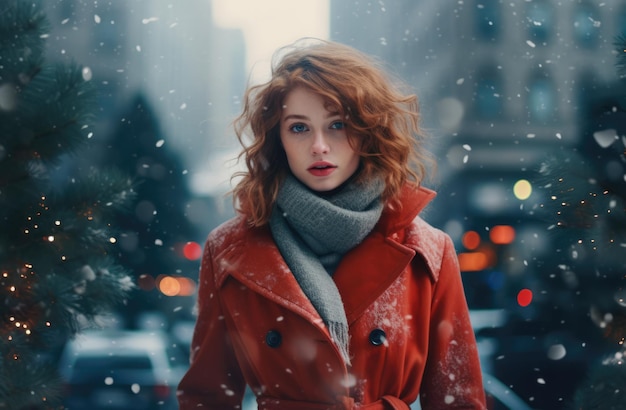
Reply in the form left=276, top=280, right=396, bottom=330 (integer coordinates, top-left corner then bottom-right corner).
left=58, top=329, right=178, bottom=410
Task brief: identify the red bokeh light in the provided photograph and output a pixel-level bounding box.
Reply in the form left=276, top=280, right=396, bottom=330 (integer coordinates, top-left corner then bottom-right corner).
left=517, top=288, right=533, bottom=307
left=183, top=241, right=202, bottom=260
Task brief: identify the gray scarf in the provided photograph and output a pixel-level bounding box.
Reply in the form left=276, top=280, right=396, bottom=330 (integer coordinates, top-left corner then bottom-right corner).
left=269, top=174, right=384, bottom=365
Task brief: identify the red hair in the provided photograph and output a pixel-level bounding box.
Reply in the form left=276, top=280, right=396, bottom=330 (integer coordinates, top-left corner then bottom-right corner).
left=232, top=39, right=433, bottom=226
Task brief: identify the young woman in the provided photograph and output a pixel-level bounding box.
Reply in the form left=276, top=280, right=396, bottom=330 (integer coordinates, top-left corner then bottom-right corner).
left=177, top=39, right=486, bottom=410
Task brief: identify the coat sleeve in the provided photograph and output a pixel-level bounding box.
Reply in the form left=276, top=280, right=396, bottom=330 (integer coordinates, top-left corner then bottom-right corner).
left=419, top=234, right=487, bottom=409
left=177, top=238, right=247, bottom=409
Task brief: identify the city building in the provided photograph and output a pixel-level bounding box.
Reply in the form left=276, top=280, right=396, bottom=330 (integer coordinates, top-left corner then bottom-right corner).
left=330, top=0, right=626, bottom=257
left=42, top=0, right=245, bottom=176
left=330, top=2, right=626, bottom=407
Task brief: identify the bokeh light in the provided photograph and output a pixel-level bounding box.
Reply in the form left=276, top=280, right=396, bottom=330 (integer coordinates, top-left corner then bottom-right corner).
left=183, top=241, right=202, bottom=260
left=155, top=275, right=196, bottom=297
left=462, top=230, right=481, bottom=250
left=517, top=288, right=533, bottom=307
left=489, top=225, right=516, bottom=245
left=513, top=179, right=532, bottom=200
left=158, top=276, right=180, bottom=296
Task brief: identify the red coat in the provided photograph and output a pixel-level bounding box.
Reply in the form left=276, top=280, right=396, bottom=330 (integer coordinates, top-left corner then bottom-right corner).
left=178, top=185, right=486, bottom=409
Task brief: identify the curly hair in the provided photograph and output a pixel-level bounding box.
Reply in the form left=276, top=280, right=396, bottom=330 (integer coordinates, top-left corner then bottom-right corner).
left=232, top=38, right=433, bottom=227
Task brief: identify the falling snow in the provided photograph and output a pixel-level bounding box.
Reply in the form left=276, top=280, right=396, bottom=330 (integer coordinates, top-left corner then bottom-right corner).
left=9, top=2, right=624, bottom=409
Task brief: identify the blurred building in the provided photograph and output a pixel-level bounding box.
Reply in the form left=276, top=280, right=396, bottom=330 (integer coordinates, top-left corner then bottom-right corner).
left=42, top=0, right=245, bottom=176
left=331, top=1, right=625, bottom=168
left=330, top=2, right=626, bottom=408
left=330, top=0, right=626, bottom=287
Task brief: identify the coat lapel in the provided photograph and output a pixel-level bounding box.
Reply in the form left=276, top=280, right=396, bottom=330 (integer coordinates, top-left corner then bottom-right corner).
left=215, top=226, right=327, bottom=332
left=333, top=184, right=436, bottom=325
left=333, top=233, right=415, bottom=325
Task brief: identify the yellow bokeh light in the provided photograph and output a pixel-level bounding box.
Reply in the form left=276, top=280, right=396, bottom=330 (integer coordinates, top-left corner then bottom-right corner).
left=513, top=179, right=532, bottom=200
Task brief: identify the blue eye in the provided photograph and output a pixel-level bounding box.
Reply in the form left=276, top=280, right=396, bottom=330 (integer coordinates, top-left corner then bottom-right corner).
left=290, top=123, right=308, bottom=133
left=330, top=121, right=345, bottom=130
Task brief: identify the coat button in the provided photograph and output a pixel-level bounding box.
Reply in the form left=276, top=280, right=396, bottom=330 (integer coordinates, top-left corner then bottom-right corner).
left=265, top=330, right=282, bottom=348
left=369, top=328, right=387, bottom=346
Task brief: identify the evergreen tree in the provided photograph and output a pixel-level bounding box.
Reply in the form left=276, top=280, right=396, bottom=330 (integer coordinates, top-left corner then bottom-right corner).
left=0, top=1, right=135, bottom=408
left=90, top=93, right=201, bottom=327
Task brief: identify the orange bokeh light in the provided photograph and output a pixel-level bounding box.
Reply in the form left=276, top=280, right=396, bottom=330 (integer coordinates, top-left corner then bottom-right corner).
left=458, top=251, right=489, bottom=272
left=158, top=276, right=180, bottom=296
left=458, top=245, right=497, bottom=272
left=156, top=275, right=196, bottom=297
left=176, top=277, right=196, bottom=296
left=462, top=231, right=481, bottom=250
left=489, top=225, right=516, bottom=245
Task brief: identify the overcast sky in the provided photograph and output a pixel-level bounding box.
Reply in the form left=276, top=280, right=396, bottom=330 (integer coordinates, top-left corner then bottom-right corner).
left=211, top=0, right=330, bottom=82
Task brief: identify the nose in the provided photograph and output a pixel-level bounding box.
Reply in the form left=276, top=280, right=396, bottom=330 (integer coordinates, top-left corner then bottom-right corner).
left=311, top=130, right=330, bottom=155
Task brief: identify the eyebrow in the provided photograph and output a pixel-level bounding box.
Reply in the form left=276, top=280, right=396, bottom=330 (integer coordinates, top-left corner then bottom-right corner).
left=282, top=112, right=341, bottom=122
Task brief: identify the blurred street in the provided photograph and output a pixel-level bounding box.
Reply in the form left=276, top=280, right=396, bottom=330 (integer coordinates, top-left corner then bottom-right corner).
left=4, top=1, right=625, bottom=409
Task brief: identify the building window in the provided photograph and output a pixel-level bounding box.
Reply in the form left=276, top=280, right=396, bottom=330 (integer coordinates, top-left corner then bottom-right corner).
left=572, top=2, right=600, bottom=48
left=526, top=1, right=553, bottom=43
left=528, top=72, right=557, bottom=123
left=475, top=0, right=500, bottom=41
left=475, top=67, right=503, bottom=119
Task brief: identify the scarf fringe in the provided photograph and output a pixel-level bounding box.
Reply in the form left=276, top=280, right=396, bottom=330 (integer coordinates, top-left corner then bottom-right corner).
left=329, top=321, right=351, bottom=366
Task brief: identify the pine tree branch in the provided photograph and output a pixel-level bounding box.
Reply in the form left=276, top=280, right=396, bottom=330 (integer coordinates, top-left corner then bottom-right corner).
left=9, top=63, right=97, bottom=164
left=0, top=0, right=47, bottom=82
left=1, top=2, right=136, bottom=408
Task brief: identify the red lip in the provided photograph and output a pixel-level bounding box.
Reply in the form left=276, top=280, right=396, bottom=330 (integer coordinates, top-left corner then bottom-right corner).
left=308, top=161, right=337, bottom=177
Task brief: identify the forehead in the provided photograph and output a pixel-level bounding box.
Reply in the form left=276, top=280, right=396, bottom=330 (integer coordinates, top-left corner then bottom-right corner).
left=281, top=87, right=340, bottom=117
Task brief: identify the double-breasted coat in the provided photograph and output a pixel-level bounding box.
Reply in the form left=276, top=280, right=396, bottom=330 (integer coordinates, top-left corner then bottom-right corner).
left=177, top=185, right=486, bottom=409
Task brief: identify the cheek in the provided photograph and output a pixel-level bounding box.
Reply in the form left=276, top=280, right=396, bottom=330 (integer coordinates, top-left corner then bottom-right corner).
left=345, top=140, right=361, bottom=162
left=280, top=140, right=300, bottom=167
left=344, top=134, right=361, bottom=157
left=348, top=152, right=361, bottom=172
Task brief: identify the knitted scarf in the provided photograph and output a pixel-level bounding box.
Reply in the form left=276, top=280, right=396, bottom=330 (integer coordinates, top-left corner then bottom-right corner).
left=269, top=174, right=384, bottom=365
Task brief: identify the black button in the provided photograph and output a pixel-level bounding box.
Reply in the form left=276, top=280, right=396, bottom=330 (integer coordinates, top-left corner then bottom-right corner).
left=265, top=330, right=282, bottom=348
left=369, top=328, right=387, bottom=346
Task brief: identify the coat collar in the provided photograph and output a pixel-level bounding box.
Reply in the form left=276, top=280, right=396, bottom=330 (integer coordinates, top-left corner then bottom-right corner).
left=375, top=184, right=436, bottom=236
left=213, top=184, right=440, bottom=326
left=214, top=223, right=328, bottom=333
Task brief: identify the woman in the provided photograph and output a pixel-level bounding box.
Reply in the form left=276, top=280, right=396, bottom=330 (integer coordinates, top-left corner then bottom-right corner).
left=177, top=39, right=486, bottom=409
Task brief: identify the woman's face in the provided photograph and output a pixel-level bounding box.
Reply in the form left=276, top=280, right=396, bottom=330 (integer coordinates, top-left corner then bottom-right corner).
left=279, top=87, right=360, bottom=192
